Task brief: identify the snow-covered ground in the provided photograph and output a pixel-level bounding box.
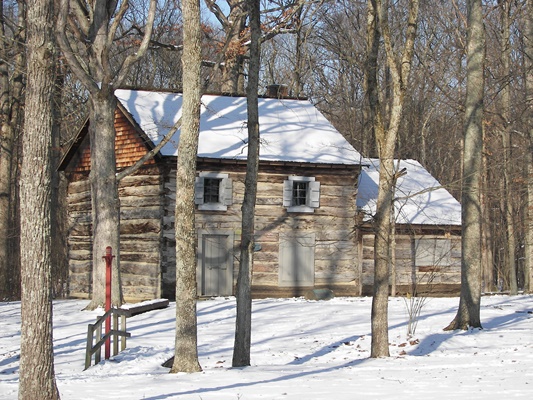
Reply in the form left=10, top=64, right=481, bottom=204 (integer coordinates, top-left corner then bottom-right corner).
left=1, top=295, right=532, bottom=399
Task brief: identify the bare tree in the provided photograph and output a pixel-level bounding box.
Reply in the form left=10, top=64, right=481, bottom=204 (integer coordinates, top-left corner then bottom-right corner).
left=204, top=0, right=308, bottom=93
left=525, top=0, right=533, bottom=293
left=365, top=0, right=419, bottom=358
left=0, top=0, right=24, bottom=300
left=56, top=0, right=157, bottom=308
left=232, top=0, right=260, bottom=368
left=170, top=0, right=203, bottom=374
left=444, top=0, right=485, bottom=331
left=498, top=0, right=518, bottom=295
left=18, top=0, right=60, bottom=397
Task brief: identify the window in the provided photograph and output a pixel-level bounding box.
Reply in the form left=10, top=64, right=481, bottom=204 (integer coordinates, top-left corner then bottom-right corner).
left=283, top=176, right=320, bottom=213
left=203, top=178, right=221, bottom=204
left=292, top=181, right=308, bottom=206
left=195, top=172, right=232, bottom=211
left=414, top=238, right=452, bottom=267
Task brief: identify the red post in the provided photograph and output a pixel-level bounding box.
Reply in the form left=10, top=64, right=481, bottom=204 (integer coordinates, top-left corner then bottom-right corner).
left=103, top=246, right=114, bottom=360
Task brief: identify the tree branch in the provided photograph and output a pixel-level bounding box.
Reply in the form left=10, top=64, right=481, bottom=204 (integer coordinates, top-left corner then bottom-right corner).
left=114, top=0, right=157, bottom=87
left=56, top=0, right=100, bottom=95
left=116, top=117, right=182, bottom=182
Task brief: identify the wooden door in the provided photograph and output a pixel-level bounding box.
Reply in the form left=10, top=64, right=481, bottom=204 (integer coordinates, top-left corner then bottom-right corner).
left=200, top=233, right=233, bottom=296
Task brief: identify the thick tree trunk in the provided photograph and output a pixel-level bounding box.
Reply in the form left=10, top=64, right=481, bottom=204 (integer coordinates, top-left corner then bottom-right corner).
left=232, top=0, right=261, bottom=368
left=445, top=0, right=484, bottom=330
left=170, top=0, right=202, bottom=374
left=56, top=0, right=157, bottom=308
left=86, top=96, right=122, bottom=309
left=18, top=0, right=60, bottom=397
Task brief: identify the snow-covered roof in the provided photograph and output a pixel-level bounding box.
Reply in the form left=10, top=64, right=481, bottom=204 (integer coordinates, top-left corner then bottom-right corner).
left=115, top=89, right=362, bottom=165
left=356, top=159, right=461, bottom=226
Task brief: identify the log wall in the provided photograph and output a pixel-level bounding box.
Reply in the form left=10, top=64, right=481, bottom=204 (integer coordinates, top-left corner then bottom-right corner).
left=161, top=162, right=360, bottom=298
left=66, top=171, right=164, bottom=302
left=359, top=232, right=462, bottom=296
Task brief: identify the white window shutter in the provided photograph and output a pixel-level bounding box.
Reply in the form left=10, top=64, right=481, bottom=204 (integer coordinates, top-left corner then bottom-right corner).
left=221, top=178, right=233, bottom=206
left=307, top=181, right=320, bottom=208
left=194, top=177, right=205, bottom=205
left=283, top=180, right=293, bottom=207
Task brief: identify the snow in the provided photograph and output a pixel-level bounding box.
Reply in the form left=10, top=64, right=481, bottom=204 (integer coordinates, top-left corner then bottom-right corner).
left=115, top=89, right=362, bottom=164
left=1, top=295, right=532, bottom=399
left=357, top=159, right=462, bottom=226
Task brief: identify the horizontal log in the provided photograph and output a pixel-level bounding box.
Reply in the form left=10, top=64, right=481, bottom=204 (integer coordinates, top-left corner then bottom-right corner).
left=68, top=191, right=91, bottom=204
left=120, top=195, right=161, bottom=207
left=121, top=273, right=159, bottom=287
left=119, top=174, right=160, bottom=185
left=121, top=252, right=160, bottom=263
left=68, top=201, right=92, bottom=212
left=120, top=208, right=162, bottom=221
left=118, top=185, right=162, bottom=197
left=69, top=261, right=91, bottom=273
left=69, top=250, right=91, bottom=261
left=121, top=239, right=161, bottom=252
left=70, top=224, right=92, bottom=236
left=68, top=180, right=91, bottom=194
left=120, top=220, right=161, bottom=234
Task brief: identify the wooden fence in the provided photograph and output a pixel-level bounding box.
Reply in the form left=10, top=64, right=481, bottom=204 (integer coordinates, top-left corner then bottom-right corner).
left=85, top=308, right=132, bottom=370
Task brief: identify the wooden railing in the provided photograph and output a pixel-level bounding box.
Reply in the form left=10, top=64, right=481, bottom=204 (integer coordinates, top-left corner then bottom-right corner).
left=84, top=308, right=132, bottom=370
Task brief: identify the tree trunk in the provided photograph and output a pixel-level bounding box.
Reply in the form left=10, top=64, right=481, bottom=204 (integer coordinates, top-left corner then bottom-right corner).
left=86, top=96, right=122, bottom=309
left=371, top=155, right=393, bottom=358
left=170, top=0, right=202, bottom=374
left=56, top=0, right=157, bottom=308
left=232, top=0, right=260, bottom=368
left=366, top=0, right=419, bottom=358
left=499, top=0, right=518, bottom=295
left=220, top=1, right=247, bottom=95
left=445, top=0, right=484, bottom=330
left=18, top=0, right=60, bottom=397
left=524, top=0, right=533, bottom=293
left=0, top=0, right=25, bottom=300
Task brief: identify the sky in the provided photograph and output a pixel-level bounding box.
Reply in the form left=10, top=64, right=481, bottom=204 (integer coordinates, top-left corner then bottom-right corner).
left=1, top=294, right=532, bottom=399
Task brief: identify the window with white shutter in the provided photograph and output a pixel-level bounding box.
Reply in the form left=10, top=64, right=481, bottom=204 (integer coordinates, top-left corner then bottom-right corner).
left=283, top=176, right=320, bottom=213
left=195, top=172, right=232, bottom=211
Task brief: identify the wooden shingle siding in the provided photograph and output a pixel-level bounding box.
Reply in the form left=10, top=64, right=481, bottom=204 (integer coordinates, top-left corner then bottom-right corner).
left=67, top=109, right=155, bottom=174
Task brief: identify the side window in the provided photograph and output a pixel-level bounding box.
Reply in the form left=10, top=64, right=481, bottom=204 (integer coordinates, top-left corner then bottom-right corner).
left=195, top=172, right=232, bottom=211
left=283, top=176, right=320, bottom=213
left=414, top=238, right=452, bottom=267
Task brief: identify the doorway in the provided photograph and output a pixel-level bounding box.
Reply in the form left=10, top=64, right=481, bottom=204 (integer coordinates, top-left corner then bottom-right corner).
left=197, top=231, right=234, bottom=296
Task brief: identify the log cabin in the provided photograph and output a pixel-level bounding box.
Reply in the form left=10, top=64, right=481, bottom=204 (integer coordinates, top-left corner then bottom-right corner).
left=60, top=88, right=462, bottom=302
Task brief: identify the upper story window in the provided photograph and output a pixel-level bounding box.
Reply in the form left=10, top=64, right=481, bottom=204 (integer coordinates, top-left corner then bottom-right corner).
left=195, top=172, right=232, bottom=211
left=283, top=176, right=320, bottom=213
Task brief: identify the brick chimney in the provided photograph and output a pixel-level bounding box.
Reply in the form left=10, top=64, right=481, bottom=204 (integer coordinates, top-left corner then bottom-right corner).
left=265, top=84, right=289, bottom=99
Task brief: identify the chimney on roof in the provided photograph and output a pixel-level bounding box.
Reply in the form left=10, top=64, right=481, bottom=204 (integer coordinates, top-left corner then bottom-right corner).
left=265, top=84, right=289, bottom=99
